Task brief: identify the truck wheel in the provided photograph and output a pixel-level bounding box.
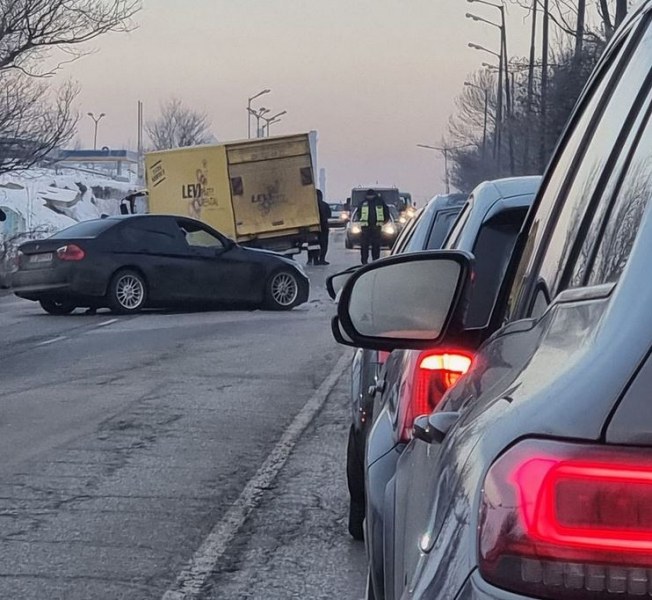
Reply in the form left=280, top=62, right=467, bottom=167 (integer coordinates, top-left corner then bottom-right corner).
left=347, top=425, right=366, bottom=541
left=107, top=269, right=147, bottom=314
left=39, top=299, right=76, bottom=315
left=265, top=269, right=301, bottom=310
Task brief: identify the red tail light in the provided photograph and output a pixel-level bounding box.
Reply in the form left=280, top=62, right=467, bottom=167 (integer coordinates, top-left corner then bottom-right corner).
left=479, top=439, right=652, bottom=598
left=398, top=351, right=472, bottom=443
left=57, top=244, right=85, bottom=261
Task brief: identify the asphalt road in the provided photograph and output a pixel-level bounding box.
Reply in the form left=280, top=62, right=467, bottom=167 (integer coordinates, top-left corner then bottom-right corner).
left=0, top=229, right=368, bottom=600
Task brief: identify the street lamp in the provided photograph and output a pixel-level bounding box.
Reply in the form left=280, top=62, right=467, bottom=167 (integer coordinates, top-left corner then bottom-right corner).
left=262, top=110, right=287, bottom=137
left=247, top=107, right=270, bottom=138
left=469, top=41, right=503, bottom=165
left=87, top=112, right=106, bottom=150
left=417, top=143, right=475, bottom=194
left=464, top=82, right=489, bottom=158
left=247, top=89, right=271, bottom=138
left=466, top=0, right=514, bottom=174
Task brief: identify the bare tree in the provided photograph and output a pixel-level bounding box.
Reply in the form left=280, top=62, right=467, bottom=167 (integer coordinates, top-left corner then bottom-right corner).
left=0, top=74, right=78, bottom=174
left=0, top=0, right=140, bottom=176
left=146, top=98, right=214, bottom=151
left=0, top=0, right=141, bottom=76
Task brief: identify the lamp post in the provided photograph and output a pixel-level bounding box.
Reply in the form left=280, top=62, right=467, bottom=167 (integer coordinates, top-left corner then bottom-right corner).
left=417, top=143, right=475, bottom=194
left=467, top=2, right=514, bottom=174
left=87, top=112, right=106, bottom=150
left=247, top=89, right=271, bottom=138
left=464, top=82, right=489, bottom=158
left=247, top=107, right=270, bottom=138
left=262, top=110, right=287, bottom=137
left=469, top=42, right=503, bottom=167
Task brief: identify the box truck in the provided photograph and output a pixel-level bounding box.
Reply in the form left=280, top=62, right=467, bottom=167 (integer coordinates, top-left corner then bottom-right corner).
left=127, top=133, right=321, bottom=255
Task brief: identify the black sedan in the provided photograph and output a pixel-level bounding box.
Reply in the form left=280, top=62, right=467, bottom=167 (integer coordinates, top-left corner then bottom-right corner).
left=12, top=215, right=309, bottom=314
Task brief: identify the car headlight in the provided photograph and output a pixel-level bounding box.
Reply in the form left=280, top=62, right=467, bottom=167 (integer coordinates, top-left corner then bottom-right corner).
left=342, top=212, right=350, bottom=221
left=406, top=207, right=416, bottom=218
left=382, top=223, right=396, bottom=235
left=351, top=224, right=362, bottom=234
left=399, top=216, right=407, bottom=224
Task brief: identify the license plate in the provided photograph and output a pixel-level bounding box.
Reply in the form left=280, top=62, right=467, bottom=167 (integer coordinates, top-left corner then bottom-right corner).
left=30, top=253, right=53, bottom=263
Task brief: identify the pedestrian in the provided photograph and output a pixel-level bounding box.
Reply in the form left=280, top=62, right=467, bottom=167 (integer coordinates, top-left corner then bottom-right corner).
left=316, top=190, right=331, bottom=265
left=358, top=189, right=390, bottom=264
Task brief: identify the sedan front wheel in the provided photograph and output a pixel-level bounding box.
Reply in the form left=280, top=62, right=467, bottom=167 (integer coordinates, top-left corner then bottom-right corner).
left=265, top=270, right=301, bottom=310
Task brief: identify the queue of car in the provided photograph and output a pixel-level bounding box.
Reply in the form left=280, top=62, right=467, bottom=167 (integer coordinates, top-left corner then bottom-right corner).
left=331, top=3, right=652, bottom=599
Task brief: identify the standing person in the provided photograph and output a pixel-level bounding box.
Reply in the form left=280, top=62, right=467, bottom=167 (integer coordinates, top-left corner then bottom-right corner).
left=358, top=189, right=390, bottom=264
left=316, top=190, right=331, bottom=265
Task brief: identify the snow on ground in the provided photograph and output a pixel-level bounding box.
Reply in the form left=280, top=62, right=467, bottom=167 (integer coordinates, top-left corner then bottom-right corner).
left=0, top=167, right=139, bottom=282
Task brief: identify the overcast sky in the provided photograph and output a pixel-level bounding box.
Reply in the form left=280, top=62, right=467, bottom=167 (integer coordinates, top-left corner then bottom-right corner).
left=62, top=0, right=536, bottom=205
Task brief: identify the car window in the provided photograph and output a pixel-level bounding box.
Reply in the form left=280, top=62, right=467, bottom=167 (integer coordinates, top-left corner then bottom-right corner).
left=50, top=219, right=116, bottom=239
left=426, top=209, right=461, bottom=250
left=118, top=218, right=187, bottom=254
left=584, top=103, right=652, bottom=286
left=503, top=31, right=635, bottom=322
left=529, top=25, right=652, bottom=312
left=465, top=207, right=528, bottom=328
left=391, top=208, right=423, bottom=255
left=444, top=198, right=472, bottom=248
left=176, top=220, right=225, bottom=250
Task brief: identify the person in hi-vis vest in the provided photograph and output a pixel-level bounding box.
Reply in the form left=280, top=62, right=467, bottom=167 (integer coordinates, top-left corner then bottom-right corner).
left=357, top=189, right=390, bottom=264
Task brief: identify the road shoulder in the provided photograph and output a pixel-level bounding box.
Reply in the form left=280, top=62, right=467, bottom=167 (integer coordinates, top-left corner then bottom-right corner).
left=205, top=370, right=367, bottom=599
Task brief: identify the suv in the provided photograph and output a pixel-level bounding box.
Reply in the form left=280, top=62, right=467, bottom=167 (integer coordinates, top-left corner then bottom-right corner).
left=343, top=191, right=467, bottom=541
left=363, top=177, right=539, bottom=599
left=334, top=5, right=652, bottom=600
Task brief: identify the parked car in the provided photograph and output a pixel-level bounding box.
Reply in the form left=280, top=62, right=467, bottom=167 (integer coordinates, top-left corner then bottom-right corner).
left=342, top=191, right=468, bottom=541
left=328, top=202, right=350, bottom=227
left=334, top=4, right=652, bottom=599
left=359, top=176, right=541, bottom=598
left=12, top=214, right=309, bottom=314
left=345, top=206, right=400, bottom=250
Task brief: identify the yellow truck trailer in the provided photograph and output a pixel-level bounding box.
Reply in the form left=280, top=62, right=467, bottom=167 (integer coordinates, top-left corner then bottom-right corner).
left=139, top=133, right=321, bottom=255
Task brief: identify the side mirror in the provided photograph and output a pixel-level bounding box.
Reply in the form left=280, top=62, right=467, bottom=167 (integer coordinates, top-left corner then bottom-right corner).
left=412, top=412, right=460, bottom=445
left=330, top=316, right=354, bottom=345
left=326, top=265, right=361, bottom=300
left=336, top=251, right=472, bottom=352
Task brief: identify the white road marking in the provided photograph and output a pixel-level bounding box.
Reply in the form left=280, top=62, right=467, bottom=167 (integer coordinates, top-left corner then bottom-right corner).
left=161, top=351, right=350, bottom=600
left=35, top=336, right=67, bottom=347
left=96, top=318, right=119, bottom=328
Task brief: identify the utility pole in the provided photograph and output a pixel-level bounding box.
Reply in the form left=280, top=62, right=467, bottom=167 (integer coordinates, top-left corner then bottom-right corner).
left=575, top=0, right=586, bottom=62
left=540, top=0, right=550, bottom=171
left=137, top=101, right=144, bottom=185
left=525, top=0, right=537, bottom=171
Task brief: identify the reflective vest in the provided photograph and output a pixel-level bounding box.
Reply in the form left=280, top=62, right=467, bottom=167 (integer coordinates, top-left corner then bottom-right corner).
left=359, top=203, right=385, bottom=227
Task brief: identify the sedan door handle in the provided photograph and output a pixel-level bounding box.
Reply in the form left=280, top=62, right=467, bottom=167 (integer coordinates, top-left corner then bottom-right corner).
left=413, top=412, right=461, bottom=445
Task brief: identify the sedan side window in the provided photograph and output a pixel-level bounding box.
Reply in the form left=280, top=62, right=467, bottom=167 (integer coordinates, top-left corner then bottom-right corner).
left=177, top=220, right=225, bottom=250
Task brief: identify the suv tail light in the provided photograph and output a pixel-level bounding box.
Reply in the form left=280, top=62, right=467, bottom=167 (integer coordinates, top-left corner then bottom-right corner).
left=479, top=439, right=652, bottom=598
left=57, top=244, right=85, bottom=261
left=398, top=351, right=472, bottom=443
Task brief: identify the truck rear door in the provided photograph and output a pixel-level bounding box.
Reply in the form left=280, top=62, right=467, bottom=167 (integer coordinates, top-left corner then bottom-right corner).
left=227, top=137, right=320, bottom=239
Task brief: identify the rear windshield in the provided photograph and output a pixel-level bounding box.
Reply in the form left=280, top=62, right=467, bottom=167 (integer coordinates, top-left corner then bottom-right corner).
left=50, top=219, right=117, bottom=239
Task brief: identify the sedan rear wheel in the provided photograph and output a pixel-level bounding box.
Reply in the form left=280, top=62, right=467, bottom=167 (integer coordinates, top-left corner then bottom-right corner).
left=39, top=299, right=76, bottom=315
left=265, top=270, right=300, bottom=310
left=108, top=269, right=147, bottom=314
